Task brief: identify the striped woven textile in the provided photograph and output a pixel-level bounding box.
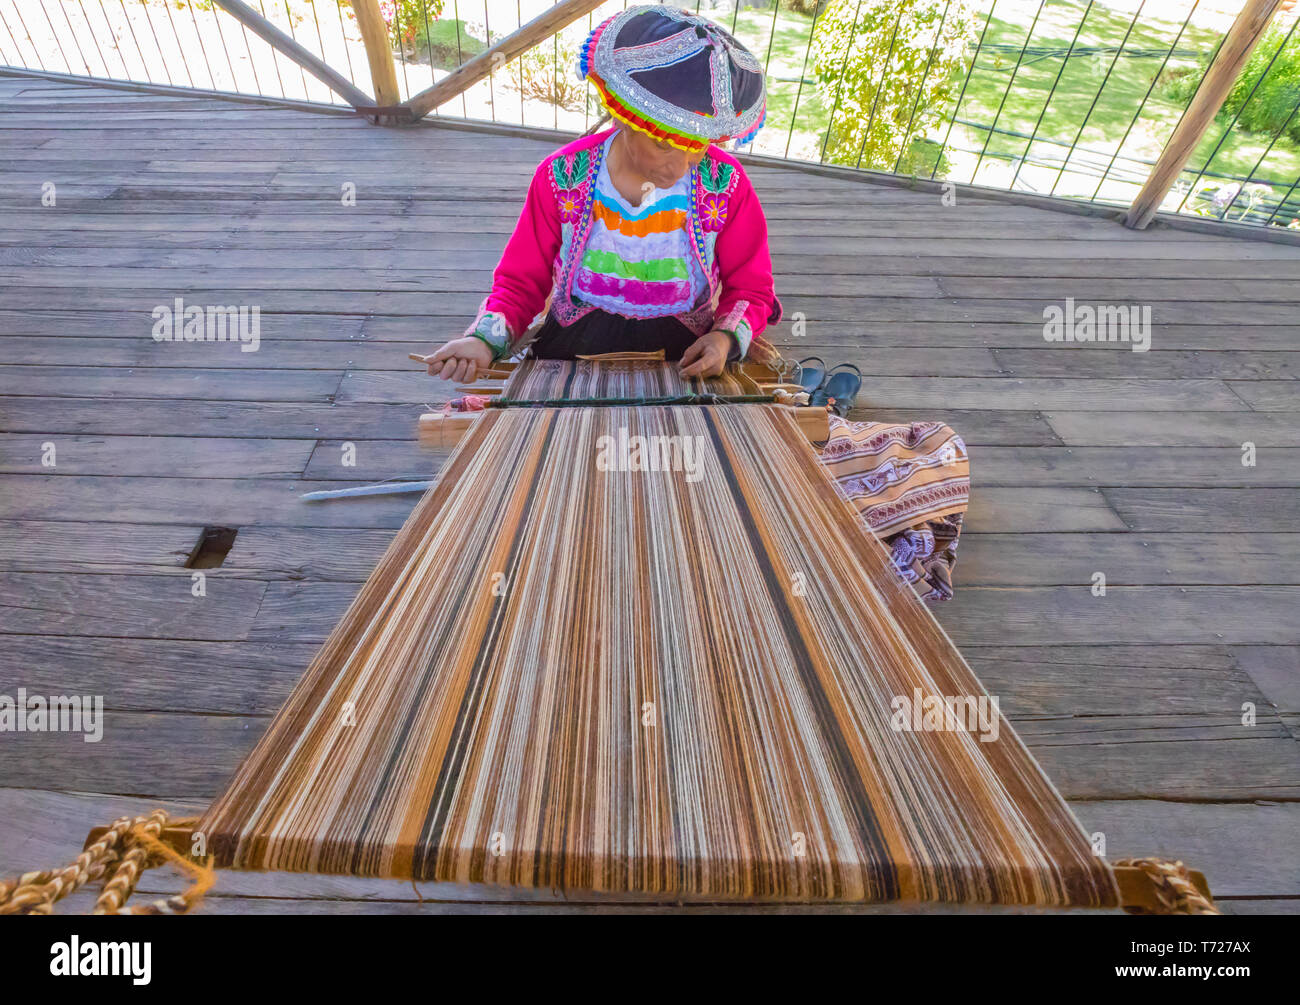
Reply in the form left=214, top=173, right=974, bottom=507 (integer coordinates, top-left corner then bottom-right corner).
left=821, top=416, right=970, bottom=538
left=199, top=390, right=1116, bottom=906
left=501, top=357, right=762, bottom=400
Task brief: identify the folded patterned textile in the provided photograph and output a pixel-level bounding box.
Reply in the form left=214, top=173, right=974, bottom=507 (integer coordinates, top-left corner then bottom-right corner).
left=817, top=416, right=971, bottom=601
left=885, top=514, right=964, bottom=602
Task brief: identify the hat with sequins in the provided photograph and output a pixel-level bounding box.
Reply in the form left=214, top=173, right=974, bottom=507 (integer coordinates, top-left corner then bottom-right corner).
left=577, top=5, right=767, bottom=154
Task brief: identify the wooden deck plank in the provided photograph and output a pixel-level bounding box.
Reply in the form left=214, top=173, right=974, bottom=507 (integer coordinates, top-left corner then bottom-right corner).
left=0, top=311, right=369, bottom=339
left=0, top=475, right=421, bottom=528
left=0, top=397, right=424, bottom=439
left=854, top=378, right=1249, bottom=411
left=0, top=365, right=344, bottom=401
left=1231, top=646, right=1300, bottom=714
left=0, top=434, right=314, bottom=478
left=990, top=350, right=1300, bottom=380
left=0, top=520, right=202, bottom=573
left=1045, top=410, right=1300, bottom=446
left=848, top=409, right=1062, bottom=444
left=0, top=638, right=314, bottom=715
left=957, top=533, right=1300, bottom=586
left=0, top=475, right=1082, bottom=535
left=940, top=585, right=1300, bottom=645
left=0, top=572, right=266, bottom=640
left=966, top=644, right=1258, bottom=715
left=1104, top=487, right=1300, bottom=531
left=1229, top=381, right=1300, bottom=410
left=972, top=446, right=1300, bottom=486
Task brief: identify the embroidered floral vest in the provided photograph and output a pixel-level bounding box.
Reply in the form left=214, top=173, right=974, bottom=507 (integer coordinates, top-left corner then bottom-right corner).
left=545, top=139, right=741, bottom=335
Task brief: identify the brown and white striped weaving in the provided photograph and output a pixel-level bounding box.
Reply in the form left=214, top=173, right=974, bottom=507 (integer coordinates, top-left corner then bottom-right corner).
left=500, top=356, right=764, bottom=400
left=199, top=366, right=1116, bottom=906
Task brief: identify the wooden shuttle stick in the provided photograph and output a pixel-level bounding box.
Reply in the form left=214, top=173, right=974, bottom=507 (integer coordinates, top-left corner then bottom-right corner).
left=407, top=352, right=513, bottom=380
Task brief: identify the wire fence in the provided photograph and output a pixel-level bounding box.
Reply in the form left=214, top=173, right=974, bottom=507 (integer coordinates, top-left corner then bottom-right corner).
left=0, top=0, right=1297, bottom=229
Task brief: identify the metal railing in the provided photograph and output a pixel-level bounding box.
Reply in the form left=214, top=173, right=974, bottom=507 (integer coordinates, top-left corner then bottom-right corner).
left=0, top=0, right=385, bottom=104
left=1, top=0, right=1296, bottom=230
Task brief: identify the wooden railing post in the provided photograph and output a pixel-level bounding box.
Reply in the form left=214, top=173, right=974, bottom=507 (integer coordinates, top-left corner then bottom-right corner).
left=352, top=0, right=401, bottom=108
left=1123, top=0, right=1281, bottom=229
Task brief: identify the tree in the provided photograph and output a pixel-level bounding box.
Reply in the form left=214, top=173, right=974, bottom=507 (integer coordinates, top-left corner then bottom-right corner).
left=812, top=0, right=973, bottom=174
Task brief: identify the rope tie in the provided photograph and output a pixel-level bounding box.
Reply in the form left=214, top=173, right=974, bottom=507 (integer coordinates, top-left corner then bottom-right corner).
left=0, top=811, right=214, bottom=916
left=1115, top=857, right=1220, bottom=915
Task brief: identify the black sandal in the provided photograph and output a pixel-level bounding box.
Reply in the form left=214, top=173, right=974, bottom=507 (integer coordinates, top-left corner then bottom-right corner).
left=795, top=356, right=827, bottom=395
left=812, top=363, right=862, bottom=417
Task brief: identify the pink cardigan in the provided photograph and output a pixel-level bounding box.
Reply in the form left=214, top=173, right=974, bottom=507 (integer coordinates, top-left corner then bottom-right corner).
left=464, top=127, right=782, bottom=362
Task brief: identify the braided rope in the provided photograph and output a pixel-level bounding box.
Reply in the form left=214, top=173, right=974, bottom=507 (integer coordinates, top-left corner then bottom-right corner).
left=0, top=811, right=212, bottom=916
left=1115, top=857, right=1220, bottom=915
left=93, top=811, right=167, bottom=914
left=0, top=814, right=137, bottom=915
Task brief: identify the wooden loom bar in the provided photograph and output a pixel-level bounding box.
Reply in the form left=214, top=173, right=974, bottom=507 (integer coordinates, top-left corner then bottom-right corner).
left=77, top=817, right=1204, bottom=914
left=419, top=410, right=481, bottom=449
left=411, top=356, right=832, bottom=444
left=418, top=406, right=829, bottom=448
left=211, top=0, right=377, bottom=110
left=1124, top=0, right=1282, bottom=229
left=402, top=0, right=609, bottom=120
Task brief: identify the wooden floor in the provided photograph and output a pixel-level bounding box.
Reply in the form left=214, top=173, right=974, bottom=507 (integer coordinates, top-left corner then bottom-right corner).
left=1, top=75, right=1298, bottom=915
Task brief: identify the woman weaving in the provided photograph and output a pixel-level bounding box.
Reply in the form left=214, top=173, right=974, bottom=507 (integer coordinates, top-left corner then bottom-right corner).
left=424, top=4, right=970, bottom=601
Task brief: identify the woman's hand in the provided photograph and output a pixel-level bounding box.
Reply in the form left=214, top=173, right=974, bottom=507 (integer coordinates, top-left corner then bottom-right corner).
left=679, top=330, right=733, bottom=379
left=425, top=336, right=494, bottom=384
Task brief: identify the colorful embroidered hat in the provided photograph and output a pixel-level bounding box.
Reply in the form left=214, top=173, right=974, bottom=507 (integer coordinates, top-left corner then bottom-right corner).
left=578, top=5, right=767, bottom=154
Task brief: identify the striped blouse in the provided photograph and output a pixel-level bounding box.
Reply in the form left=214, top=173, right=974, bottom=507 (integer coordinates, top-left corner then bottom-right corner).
left=571, top=132, right=708, bottom=319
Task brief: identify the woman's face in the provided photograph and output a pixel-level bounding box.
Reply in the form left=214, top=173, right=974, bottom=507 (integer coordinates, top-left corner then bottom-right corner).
left=621, top=128, right=706, bottom=189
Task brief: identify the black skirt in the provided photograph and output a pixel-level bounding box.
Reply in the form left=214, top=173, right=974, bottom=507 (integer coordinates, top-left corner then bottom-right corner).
left=527, top=308, right=700, bottom=361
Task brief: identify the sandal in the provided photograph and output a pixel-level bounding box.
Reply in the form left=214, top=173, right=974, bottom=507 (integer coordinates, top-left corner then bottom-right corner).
left=812, top=363, right=862, bottom=417
left=795, top=356, right=827, bottom=395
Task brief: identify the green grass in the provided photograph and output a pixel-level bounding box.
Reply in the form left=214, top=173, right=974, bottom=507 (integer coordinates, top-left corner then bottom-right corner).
left=952, top=1, right=1300, bottom=204
left=411, top=18, right=488, bottom=69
